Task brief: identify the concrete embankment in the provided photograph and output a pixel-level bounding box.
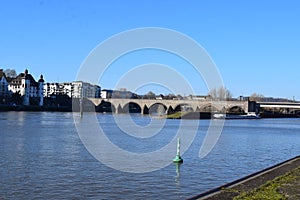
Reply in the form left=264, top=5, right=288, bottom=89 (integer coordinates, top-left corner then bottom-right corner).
left=187, top=155, right=300, bottom=200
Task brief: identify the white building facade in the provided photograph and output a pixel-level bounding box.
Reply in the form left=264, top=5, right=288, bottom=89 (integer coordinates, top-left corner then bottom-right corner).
left=101, top=89, right=113, bottom=99
left=44, top=83, right=60, bottom=97
left=44, top=81, right=101, bottom=98
left=8, top=69, right=44, bottom=106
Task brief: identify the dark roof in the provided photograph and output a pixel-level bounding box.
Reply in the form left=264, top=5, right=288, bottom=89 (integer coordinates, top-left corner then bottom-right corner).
left=9, top=72, right=39, bottom=87
left=102, top=89, right=114, bottom=92
left=25, top=74, right=38, bottom=87
left=38, top=75, right=44, bottom=82
left=0, top=69, right=7, bottom=80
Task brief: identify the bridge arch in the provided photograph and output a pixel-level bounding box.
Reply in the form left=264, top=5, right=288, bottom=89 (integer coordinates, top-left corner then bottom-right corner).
left=200, top=103, right=220, bottom=112
left=174, top=104, right=194, bottom=112
left=148, top=103, right=168, bottom=115
left=228, top=106, right=245, bottom=114
left=123, top=102, right=142, bottom=113
left=96, top=101, right=116, bottom=113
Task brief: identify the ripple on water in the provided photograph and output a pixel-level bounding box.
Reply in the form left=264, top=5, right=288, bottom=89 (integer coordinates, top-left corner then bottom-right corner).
left=0, top=113, right=300, bottom=199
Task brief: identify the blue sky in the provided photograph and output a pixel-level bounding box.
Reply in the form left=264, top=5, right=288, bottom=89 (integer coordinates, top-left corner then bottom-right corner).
left=1, top=1, right=299, bottom=99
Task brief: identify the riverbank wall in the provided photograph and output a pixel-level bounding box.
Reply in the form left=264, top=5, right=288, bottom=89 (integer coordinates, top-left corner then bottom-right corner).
left=187, top=155, right=300, bottom=200
left=0, top=105, right=72, bottom=112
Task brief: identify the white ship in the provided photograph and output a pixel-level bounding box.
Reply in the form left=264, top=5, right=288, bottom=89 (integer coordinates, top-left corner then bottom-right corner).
left=213, top=112, right=261, bottom=119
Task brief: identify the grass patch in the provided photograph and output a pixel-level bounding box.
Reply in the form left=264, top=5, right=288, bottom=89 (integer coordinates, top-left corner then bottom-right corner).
left=165, top=112, right=184, bottom=119
left=233, top=166, right=300, bottom=200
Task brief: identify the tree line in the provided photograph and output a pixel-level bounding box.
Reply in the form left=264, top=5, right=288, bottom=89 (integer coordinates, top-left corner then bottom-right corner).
left=2, top=69, right=17, bottom=78
left=2, top=68, right=294, bottom=102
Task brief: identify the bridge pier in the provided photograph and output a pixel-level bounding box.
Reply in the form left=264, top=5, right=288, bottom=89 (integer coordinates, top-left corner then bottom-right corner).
left=166, top=106, right=175, bottom=115
left=141, top=105, right=149, bottom=115
left=115, top=104, right=122, bottom=114
left=114, top=108, right=118, bottom=114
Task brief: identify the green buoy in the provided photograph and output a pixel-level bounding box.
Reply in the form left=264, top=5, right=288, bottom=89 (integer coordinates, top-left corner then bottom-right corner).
left=173, top=137, right=183, bottom=163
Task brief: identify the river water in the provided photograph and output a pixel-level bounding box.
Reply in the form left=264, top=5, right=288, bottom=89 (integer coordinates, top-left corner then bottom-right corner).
left=0, top=112, right=299, bottom=199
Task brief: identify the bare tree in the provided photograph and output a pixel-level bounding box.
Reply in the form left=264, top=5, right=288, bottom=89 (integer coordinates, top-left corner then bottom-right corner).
left=208, top=87, right=232, bottom=100
left=209, top=88, right=217, bottom=100
left=225, top=89, right=232, bottom=100
left=4, top=69, right=17, bottom=78
left=249, top=93, right=265, bottom=101
left=165, top=93, right=176, bottom=100
left=176, top=94, right=183, bottom=100
left=143, top=91, right=156, bottom=99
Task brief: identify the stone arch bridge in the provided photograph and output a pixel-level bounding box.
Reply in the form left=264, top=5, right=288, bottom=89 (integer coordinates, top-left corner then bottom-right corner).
left=87, top=98, right=250, bottom=114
